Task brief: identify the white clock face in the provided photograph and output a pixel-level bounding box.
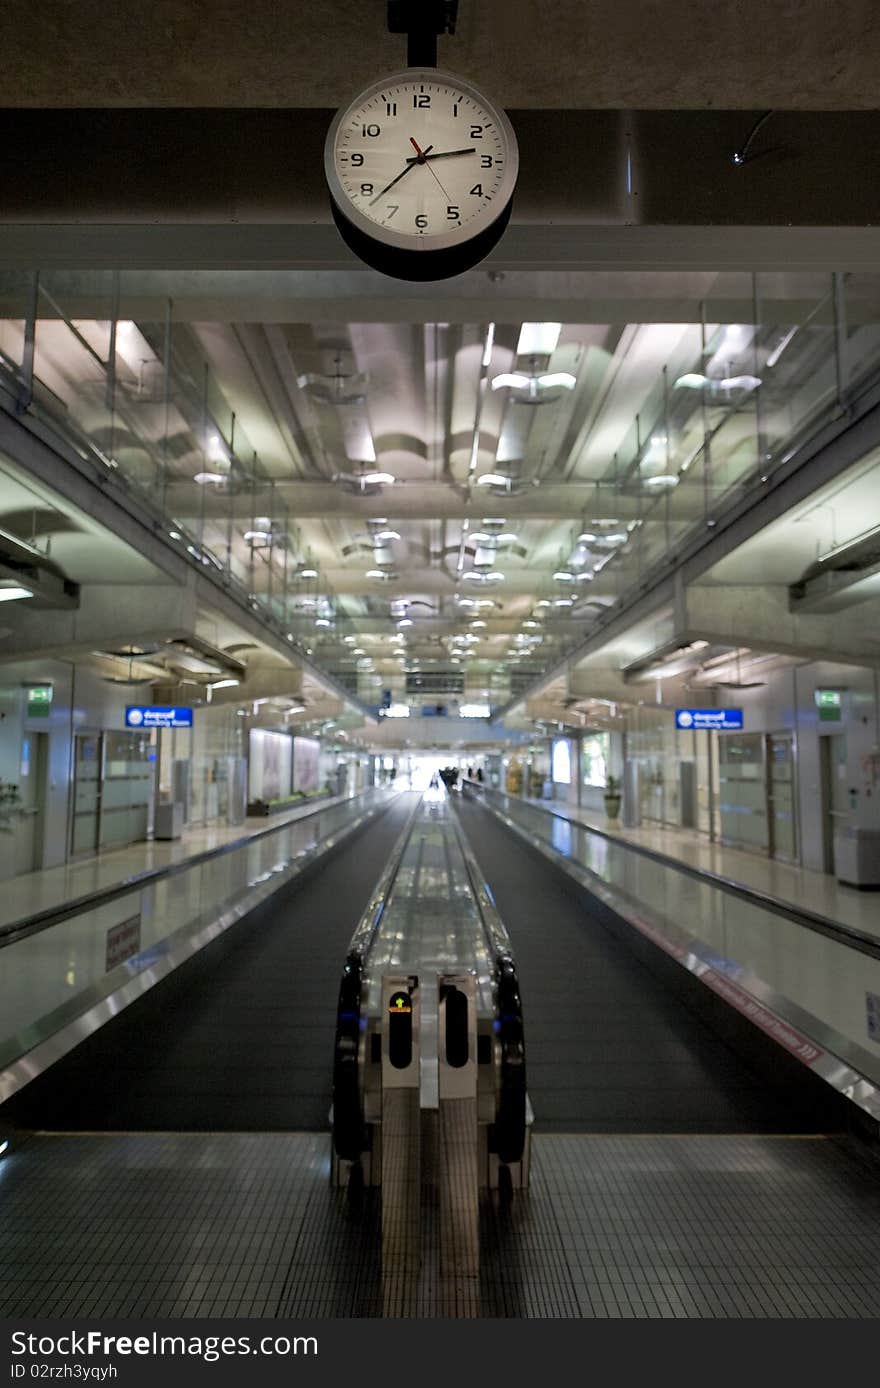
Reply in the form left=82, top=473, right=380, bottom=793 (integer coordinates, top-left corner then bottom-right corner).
left=325, top=68, right=518, bottom=252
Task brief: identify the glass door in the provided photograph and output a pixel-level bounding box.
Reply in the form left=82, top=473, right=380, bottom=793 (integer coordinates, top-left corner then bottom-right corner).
left=71, top=733, right=101, bottom=857
left=767, top=732, right=797, bottom=861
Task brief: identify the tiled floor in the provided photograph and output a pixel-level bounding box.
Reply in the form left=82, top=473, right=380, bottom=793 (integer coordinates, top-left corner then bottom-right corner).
left=1, top=1130, right=878, bottom=1318
left=522, top=797, right=880, bottom=939
left=0, top=792, right=356, bottom=930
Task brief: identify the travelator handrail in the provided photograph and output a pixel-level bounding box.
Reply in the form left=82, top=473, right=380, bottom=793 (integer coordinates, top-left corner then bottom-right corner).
left=332, top=794, right=423, bottom=1162
left=447, top=794, right=527, bottom=1166
left=462, top=779, right=880, bottom=964
left=0, top=787, right=383, bottom=952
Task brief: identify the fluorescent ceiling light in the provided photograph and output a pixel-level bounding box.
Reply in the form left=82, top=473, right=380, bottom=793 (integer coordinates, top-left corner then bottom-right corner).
left=244, top=529, right=272, bottom=542
left=766, top=326, right=798, bottom=368
left=315, top=617, right=331, bottom=627
left=361, top=471, right=395, bottom=485
left=476, top=473, right=511, bottom=488
left=372, top=529, right=401, bottom=542
left=482, top=322, right=496, bottom=368
left=343, top=635, right=356, bottom=643
left=470, top=619, right=487, bottom=628
left=194, top=471, right=228, bottom=485
left=460, top=703, right=491, bottom=718
left=0, top=585, right=33, bottom=603
left=298, top=567, right=318, bottom=579
left=397, top=618, right=413, bottom=627
left=642, top=474, right=679, bottom=490
left=365, top=569, right=386, bottom=579
left=208, top=678, right=240, bottom=690
left=553, top=570, right=574, bottom=582
left=517, top=322, right=561, bottom=356
left=381, top=704, right=410, bottom=718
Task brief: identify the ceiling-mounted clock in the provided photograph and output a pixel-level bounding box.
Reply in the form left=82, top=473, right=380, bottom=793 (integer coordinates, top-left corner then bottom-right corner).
left=324, top=68, right=518, bottom=281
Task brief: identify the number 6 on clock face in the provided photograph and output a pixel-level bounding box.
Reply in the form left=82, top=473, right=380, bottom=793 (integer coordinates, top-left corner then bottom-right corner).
left=324, top=68, right=519, bottom=280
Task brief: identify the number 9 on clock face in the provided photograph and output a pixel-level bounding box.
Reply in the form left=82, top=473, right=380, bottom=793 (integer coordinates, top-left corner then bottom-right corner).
left=324, top=67, right=519, bottom=279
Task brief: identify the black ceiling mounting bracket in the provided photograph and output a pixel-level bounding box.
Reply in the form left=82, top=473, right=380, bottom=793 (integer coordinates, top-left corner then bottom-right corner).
left=387, top=0, right=458, bottom=68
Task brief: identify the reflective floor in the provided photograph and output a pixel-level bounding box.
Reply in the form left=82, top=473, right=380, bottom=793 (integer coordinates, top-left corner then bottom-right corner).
left=528, top=797, right=880, bottom=939
left=2, top=1130, right=878, bottom=1318
left=0, top=791, right=365, bottom=931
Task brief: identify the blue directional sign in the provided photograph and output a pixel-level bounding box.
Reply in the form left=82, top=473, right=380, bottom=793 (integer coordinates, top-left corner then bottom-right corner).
left=125, top=705, right=194, bottom=729
left=675, top=707, right=743, bottom=731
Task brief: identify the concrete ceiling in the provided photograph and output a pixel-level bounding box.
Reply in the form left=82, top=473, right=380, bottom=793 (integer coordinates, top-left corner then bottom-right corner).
left=3, top=1, right=879, bottom=110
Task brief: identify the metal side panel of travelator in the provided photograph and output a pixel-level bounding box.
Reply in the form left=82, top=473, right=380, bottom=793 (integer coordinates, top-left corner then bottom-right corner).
left=330, top=787, right=531, bottom=1196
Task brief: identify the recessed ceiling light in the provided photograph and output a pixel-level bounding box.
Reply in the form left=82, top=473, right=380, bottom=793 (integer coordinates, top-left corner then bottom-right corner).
left=0, top=585, right=33, bottom=603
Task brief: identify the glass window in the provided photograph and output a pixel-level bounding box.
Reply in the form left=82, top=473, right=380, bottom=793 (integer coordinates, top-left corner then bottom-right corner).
left=551, top=738, right=571, bottom=784
left=581, top=733, right=609, bottom=788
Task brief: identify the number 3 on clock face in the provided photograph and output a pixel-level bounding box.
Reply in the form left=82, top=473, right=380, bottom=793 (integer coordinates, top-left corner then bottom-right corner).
left=324, top=67, right=519, bottom=278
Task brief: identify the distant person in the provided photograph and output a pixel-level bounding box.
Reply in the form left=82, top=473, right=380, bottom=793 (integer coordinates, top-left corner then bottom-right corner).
left=467, top=766, right=474, bottom=780
left=476, top=767, right=484, bottom=783
left=389, top=766, right=396, bottom=783
left=429, top=771, right=439, bottom=789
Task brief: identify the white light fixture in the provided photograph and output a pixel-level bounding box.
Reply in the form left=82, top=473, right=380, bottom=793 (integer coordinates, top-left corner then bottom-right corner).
left=642, top=473, right=679, bottom=490
left=476, top=473, right=511, bottom=488
left=765, top=326, right=798, bottom=368
left=0, top=585, right=33, bottom=603
left=470, top=619, right=487, bottom=628
left=194, top=471, right=228, bottom=485
left=365, top=569, right=387, bottom=579
left=381, top=703, right=410, bottom=719
left=397, top=617, right=413, bottom=628
left=315, top=617, right=331, bottom=627
left=674, top=372, right=762, bottom=393
left=490, top=371, right=576, bottom=398
left=244, top=529, right=272, bottom=543
left=298, top=567, right=318, bottom=579
left=481, top=321, right=496, bottom=367
left=523, top=619, right=540, bottom=628
left=343, top=635, right=356, bottom=643
left=372, top=529, right=401, bottom=542
left=361, top=471, right=395, bottom=486
left=460, top=702, right=491, bottom=718
left=553, top=570, right=574, bottom=582
left=516, top=322, right=562, bottom=356
left=208, top=678, right=240, bottom=691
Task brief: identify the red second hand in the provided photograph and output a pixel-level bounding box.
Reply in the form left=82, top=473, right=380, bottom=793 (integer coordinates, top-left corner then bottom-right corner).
left=409, top=136, right=426, bottom=162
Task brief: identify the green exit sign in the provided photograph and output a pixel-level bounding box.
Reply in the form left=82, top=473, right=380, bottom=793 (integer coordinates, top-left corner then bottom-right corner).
left=815, top=689, right=842, bottom=721
left=26, top=685, right=52, bottom=717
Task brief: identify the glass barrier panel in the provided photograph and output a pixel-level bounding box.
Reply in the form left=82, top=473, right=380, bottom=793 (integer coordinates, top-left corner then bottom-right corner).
left=0, top=790, right=387, bottom=1075
left=486, top=790, right=880, bottom=1082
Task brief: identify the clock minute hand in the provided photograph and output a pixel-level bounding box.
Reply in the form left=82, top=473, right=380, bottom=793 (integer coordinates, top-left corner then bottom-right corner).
left=370, top=144, right=434, bottom=204
left=405, top=147, right=477, bottom=164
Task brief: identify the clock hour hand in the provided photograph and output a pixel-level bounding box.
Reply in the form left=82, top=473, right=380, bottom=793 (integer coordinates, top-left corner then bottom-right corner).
left=370, top=143, right=434, bottom=204
left=404, top=147, right=477, bottom=164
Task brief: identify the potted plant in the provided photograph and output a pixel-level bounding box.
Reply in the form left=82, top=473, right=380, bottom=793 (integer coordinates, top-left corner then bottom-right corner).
left=603, top=773, right=622, bottom=823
